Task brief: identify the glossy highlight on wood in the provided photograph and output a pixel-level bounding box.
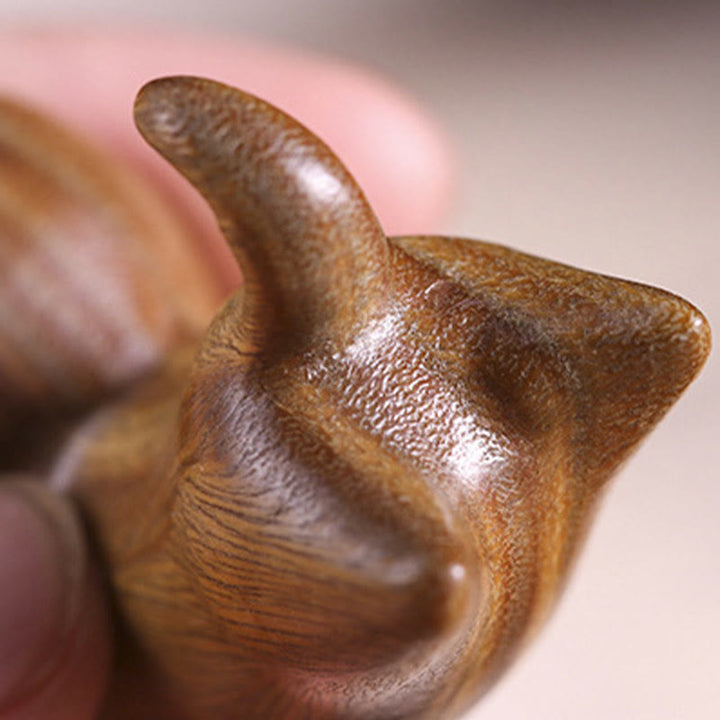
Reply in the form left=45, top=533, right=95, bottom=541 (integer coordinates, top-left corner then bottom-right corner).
left=0, top=76, right=711, bottom=719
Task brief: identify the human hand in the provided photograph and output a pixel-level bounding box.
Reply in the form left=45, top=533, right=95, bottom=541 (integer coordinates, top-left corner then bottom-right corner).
left=0, top=28, right=452, bottom=719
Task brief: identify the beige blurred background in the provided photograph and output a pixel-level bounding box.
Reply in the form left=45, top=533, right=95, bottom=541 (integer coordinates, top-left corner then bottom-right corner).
left=2, top=1, right=719, bottom=718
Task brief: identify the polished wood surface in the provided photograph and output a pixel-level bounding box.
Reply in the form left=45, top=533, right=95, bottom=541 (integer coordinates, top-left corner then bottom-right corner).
left=0, top=77, right=711, bottom=719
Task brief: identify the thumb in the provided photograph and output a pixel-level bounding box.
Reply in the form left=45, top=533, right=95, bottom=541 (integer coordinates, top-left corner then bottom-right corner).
left=0, top=482, right=110, bottom=720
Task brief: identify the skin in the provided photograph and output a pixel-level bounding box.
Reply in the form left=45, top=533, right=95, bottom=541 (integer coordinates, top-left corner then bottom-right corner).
left=0, top=30, right=453, bottom=720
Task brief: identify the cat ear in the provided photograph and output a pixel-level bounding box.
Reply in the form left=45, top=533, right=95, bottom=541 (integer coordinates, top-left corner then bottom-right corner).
left=394, top=235, right=711, bottom=484
left=135, top=76, right=391, bottom=350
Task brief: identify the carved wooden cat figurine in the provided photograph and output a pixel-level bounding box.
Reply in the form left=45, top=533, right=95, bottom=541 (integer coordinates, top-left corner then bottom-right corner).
left=0, top=76, right=710, bottom=719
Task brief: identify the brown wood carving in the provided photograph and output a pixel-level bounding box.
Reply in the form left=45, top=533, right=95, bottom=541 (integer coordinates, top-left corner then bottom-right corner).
left=0, top=76, right=711, bottom=719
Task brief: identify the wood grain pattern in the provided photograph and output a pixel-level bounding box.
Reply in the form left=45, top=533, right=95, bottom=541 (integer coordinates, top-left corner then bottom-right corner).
left=0, top=76, right=711, bottom=719
left=0, top=94, right=219, bottom=465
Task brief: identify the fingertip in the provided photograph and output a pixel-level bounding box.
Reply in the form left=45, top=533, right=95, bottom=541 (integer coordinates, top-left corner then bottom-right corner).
left=0, top=484, right=110, bottom=720
left=0, top=27, right=454, bottom=239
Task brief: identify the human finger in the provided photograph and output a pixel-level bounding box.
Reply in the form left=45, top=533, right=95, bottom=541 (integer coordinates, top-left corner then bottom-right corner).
left=0, top=482, right=110, bottom=720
